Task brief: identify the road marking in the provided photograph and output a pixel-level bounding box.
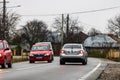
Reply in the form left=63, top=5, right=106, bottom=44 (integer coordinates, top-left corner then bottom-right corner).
left=78, top=61, right=101, bottom=80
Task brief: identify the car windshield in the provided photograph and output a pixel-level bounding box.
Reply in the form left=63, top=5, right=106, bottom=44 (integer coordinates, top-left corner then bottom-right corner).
left=0, top=42, right=3, bottom=50
left=64, top=44, right=82, bottom=49
left=31, top=45, right=49, bottom=51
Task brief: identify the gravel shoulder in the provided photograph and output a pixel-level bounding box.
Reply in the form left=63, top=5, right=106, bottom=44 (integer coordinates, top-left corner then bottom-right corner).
left=97, top=63, right=120, bottom=80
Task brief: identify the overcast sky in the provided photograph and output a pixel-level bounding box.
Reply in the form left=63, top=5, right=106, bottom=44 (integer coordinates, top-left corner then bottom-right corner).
left=6, top=0, right=120, bottom=33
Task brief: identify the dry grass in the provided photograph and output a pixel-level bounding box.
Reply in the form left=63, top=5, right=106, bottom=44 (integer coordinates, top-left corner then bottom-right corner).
left=12, top=57, right=28, bottom=63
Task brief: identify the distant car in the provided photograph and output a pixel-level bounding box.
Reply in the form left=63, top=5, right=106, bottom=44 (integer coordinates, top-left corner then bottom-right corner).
left=60, top=43, right=88, bottom=65
left=0, top=40, right=13, bottom=68
left=29, top=42, right=54, bottom=63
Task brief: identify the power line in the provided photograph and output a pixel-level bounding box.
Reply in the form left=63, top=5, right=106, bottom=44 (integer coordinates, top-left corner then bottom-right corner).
left=70, top=6, right=120, bottom=14
left=21, top=6, right=120, bottom=17
left=80, top=21, right=100, bottom=28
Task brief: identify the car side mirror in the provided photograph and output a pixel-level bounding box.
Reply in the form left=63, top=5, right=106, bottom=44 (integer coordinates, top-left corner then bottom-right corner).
left=5, top=48, right=9, bottom=51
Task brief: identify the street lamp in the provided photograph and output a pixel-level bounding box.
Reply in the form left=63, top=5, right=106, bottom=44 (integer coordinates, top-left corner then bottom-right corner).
left=7, top=5, right=21, bottom=8
left=0, top=5, right=21, bottom=9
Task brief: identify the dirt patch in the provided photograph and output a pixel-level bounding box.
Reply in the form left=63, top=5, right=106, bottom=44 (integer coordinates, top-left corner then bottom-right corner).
left=97, top=64, right=120, bottom=80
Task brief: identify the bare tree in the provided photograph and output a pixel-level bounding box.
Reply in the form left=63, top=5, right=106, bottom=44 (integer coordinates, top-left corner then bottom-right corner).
left=52, top=16, right=83, bottom=32
left=0, top=11, right=20, bottom=40
left=88, top=28, right=101, bottom=36
left=21, top=20, right=49, bottom=47
left=107, top=15, right=120, bottom=37
left=52, top=16, right=83, bottom=43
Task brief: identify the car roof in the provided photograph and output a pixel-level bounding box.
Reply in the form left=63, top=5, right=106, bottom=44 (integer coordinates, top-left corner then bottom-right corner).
left=0, top=40, right=7, bottom=44
left=33, top=43, right=49, bottom=46
left=0, top=40, right=6, bottom=42
left=64, top=43, right=82, bottom=45
left=35, top=42, right=51, bottom=44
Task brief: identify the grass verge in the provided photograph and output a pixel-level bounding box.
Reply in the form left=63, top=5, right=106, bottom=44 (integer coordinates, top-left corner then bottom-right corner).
left=12, top=57, right=28, bottom=63
left=109, top=58, right=120, bottom=62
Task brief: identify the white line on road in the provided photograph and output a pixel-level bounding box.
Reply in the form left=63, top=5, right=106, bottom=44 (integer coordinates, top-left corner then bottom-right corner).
left=78, top=61, right=101, bottom=80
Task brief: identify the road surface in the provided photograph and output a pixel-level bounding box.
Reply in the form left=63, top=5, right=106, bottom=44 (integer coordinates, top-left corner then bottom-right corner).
left=0, top=57, right=105, bottom=80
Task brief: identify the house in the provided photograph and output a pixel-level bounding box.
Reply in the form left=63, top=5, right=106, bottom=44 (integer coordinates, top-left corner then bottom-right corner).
left=107, top=34, right=120, bottom=43
left=84, top=35, right=117, bottom=48
left=79, top=31, right=89, bottom=43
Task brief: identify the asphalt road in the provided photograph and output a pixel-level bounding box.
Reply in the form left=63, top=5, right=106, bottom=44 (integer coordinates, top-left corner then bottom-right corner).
left=0, top=57, right=105, bottom=80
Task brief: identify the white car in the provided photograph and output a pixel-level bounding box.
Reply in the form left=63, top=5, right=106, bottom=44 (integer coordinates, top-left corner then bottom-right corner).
left=60, top=43, right=88, bottom=65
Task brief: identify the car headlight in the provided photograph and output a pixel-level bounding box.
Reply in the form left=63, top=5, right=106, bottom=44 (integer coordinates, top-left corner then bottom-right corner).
left=0, top=53, right=2, bottom=57
left=29, top=54, right=34, bottom=57
left=45, top=54, right=50, bottom=56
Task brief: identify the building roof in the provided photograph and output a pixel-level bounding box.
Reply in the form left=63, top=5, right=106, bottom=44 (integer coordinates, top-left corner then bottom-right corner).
left=84, top=35, right=117, bottom=47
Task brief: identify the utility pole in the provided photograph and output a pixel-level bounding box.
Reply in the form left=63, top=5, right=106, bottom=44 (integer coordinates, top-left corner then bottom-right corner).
left=66, top=14, right=69, bottom=42
left=0, top=1, right=19, bottom=40
left=61, top=14, right=64, bottom=46
left=2, top=0, right=6, bottom=39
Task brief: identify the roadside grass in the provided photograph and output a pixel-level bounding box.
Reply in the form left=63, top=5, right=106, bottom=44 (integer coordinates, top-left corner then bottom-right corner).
left=88, top=50, right=120, bottom=62
left=110, top=58, right=120, bottom=62
left=12, top=57, right=28, bottom=63
left=88, top=51, right=107, bottom=58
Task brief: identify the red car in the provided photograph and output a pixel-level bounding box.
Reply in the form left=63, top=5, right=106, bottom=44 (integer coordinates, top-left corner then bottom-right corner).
left=0, top=40, right=12, bottom=68
left=29, top=42, right=54, bottom=63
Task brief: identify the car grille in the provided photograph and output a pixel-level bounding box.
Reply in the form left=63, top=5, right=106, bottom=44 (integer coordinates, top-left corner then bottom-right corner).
left=33, top=54, right=45, bottom=57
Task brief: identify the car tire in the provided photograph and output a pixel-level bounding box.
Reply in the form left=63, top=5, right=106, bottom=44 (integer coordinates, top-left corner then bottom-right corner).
left=2, top=59, right=7, bottom=68
left=60, top=59, right=65, bottom=65
left=29, top=60, right=34, bottom=63
left=51, top=55, right=54, bottom=62
left=8, top=59, right=12, bottom=68
left=48, top=59, right=52, bottom=63
left=48, top=55, right=53, bottom=63
left=48, top=60, right=52, bottom=63
left=82, top=58, right=87, bottom=65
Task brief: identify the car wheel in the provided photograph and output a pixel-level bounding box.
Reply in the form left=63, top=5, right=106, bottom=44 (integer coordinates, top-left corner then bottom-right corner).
left=52, top=55, right=54, bottom=61
left=29, top=60, right=34, bottom=63
left=82, top=58, right=87, bottom=65
left=2, top=59, right=7, bottom=68
left=8, top=59, right=12, bottom=68
left=48, top=59, right=52, bottom=63
left=60, top=59, right=65, bottom=65
left=48, top=55, right=53, bottom=63
left=48, top=60, right=52, bottom=63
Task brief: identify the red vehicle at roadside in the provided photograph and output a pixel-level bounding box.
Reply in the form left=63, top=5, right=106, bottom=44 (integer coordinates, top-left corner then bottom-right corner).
left=29, top=42, right=54, bottom=63
left=0, top=40, right=12, bottom=68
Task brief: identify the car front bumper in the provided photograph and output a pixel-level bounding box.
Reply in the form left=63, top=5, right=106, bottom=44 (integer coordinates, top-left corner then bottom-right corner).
left=29, top=56, right=50, bottom=61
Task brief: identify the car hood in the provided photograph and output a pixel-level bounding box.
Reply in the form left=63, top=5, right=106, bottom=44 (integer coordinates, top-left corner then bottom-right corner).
left=30, top=51, right=51, bottom=54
